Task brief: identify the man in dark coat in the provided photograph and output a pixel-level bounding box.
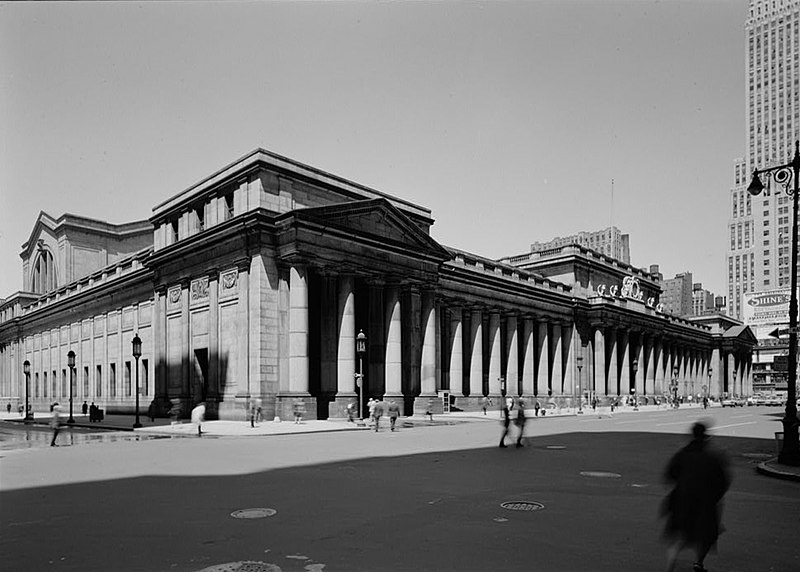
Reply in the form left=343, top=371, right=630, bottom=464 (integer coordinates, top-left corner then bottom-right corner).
left=662, top=422, right=730, bottom=572
left=499, top=402, right=511, bottom=448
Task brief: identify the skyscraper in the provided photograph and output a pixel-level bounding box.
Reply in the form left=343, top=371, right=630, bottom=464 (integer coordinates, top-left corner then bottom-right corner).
left=728, top=0, right=800, bottom=319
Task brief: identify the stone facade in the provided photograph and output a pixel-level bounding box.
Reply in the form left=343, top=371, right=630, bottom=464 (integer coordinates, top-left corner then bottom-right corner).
left=0, top=149, right=758, bottom=419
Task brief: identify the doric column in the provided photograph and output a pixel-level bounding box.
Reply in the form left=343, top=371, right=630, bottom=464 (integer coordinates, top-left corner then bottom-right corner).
left=208, top=271, right=219, bottom=402
left=536, top=320, right=549, bottom=397
left=506, top=315, right=519, bottom=396
left=449, top=307, right=464, bottom=396
left=488, top=312, right=502, bottom=396
left=288, top=264, right=308, bottom=394
left=521, top=317, right=535, bottom=397
left=384, top=285, right=402, bottom=397
left=635, top=335, right=645, bottom=397
left=654, top=337, right=664, bottom=395
left=562, top=323, right=575, bottom=396
left=420, top=288, right=437, bottom=396
left=593, top=326, right=605, bottom=397
left=619, top=329, right=630, bottom=397
left=550, top=323, right=562, bottom=396
left=469, top=309, right=483, bottom=397
left=336, top=275, right=356, bottom=396
left=181, top=279, right=190, bottom=398
left=644, top=334, right=654, bottom=397
left=607, top=327, right=618, bottom=397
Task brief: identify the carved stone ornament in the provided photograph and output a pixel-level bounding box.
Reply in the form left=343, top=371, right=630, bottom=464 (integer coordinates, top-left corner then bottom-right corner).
left=191, top=277, right=209, bottom=301
left=169, top=286, right=182, bottom=304
left=596, top=276, right=658, bottom=309
left=222, top=270, right=238, bottom=290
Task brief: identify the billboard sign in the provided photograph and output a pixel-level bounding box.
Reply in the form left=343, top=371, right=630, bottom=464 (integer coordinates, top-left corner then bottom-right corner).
left=743, top=288, right=792, bottom=326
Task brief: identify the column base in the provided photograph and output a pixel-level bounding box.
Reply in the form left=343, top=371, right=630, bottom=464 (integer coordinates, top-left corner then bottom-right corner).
left=275, top=393, right=317, bottom=422
left=327, top=393, right=358, bottom=419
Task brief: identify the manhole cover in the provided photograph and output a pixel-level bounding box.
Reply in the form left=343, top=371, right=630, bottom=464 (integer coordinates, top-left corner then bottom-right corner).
left=196, top=563, right=281, bottom=572
left=230, top=508, right=277, bottom=519
left=546, top=446, right=566, bottom=450
left=500, top=501, right=545, bottom=512
left=580, top=471, right=622, bottom=478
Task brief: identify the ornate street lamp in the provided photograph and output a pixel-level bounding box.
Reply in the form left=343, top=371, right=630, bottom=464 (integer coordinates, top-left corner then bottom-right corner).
left=132, top=333, right=142, bottom=429
left=632, top=359, right=639, bottom=411
left=23, top=360, right=31, bottom=421
left=748, top=142, right=800, bottom=465
left=66, top=350, right=76, bottom=424
left=576, top=354, right=584, bottom=414
left=671, top=366, right=679, bottom=409
left=355, top=330, right=367, bottom=420
left=707, top=367, right=712, bottom=401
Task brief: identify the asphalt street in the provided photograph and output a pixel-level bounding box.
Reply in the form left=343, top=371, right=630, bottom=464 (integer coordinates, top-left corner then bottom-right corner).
left=1, top=406, right=798, bottom=572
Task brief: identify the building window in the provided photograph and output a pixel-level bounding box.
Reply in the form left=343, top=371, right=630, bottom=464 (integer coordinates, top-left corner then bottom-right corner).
left=171, top=219, right=179, bottom=243
left=43, top=371, right=47, bottom=398
left=125, top=361, right=132, bottom=396
left=62, top=369, right=67, bottom=397
left=194, top=205, right=205, bottom=232
left=35, top=372, right=39, bottom=398
left=83, top=366, right=89, bottom=397
left=96, top=365, right=102, bottom=397
left=110, top=363, right=116, bottom=398
left=142, top=359, right=149, bottom=396
left=52, top=371, right=56, bottom=398
left=224, top=192, right=234, bottom=221
left=32, top=248, right=57, bottom=294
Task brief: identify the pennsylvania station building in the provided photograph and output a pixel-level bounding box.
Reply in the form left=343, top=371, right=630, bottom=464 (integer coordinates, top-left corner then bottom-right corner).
left=0, top=150, right=757, bottom=420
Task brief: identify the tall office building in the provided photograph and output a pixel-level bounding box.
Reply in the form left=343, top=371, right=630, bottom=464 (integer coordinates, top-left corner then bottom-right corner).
left=530, top=226, right=630, bottom=264
left=661, top=272, right=694, bottom=317
left=728, top=0, right=800, bottom=319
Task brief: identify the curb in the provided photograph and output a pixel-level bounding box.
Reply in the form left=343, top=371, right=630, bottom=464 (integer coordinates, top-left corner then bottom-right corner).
left=756, top=459, right=800, bottom=482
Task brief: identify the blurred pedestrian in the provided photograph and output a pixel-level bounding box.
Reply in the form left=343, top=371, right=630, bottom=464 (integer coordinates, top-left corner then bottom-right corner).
left=81, top=400, right=88, bottom=415
left=499, top=402, right=511, bottom=448
left=293, top=398, right=304, bottom=424
left=191, top=402, right=206, bottom=436
left=373, top=399, right=385, bottom=432
left=534, top=400, right=541, bottom=417
left=346, top=401, right=356, bottom=422
left=169, top=399, right=182, bottom=424
left=249, top=399, right=257, bottom=427
left=367, top=398, right=376, bottom=427
left=515, top=399, right=527, bottom=448
left=6, top=402, right=10, bottom=414
left=661, top=422, right=730, bottom=572
left=481, top=396, right=491, bottom=415
left=425, top=398, right=434, bottom=422
left=256, top=398, right=263, bottom=423
left=50, top=403, right=61, bottom=447
left=148, top=400, right=156, bottom=422
left=388, top=400, right=400, bottom=431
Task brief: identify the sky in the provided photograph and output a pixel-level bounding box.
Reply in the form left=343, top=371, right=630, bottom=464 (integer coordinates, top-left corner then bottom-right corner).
left=0, top=0, right=749, bottom=299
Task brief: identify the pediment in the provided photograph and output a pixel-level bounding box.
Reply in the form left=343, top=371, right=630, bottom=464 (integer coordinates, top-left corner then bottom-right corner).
left=21, top=211, right=59, bottom=260
left=291, top=199, right=451, bottom=261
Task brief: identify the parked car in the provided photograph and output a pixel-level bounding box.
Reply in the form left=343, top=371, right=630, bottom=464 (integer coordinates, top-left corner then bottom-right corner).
left=765, top=395, right=784, bottom=407
left=722, top=397, right=744, bottom=407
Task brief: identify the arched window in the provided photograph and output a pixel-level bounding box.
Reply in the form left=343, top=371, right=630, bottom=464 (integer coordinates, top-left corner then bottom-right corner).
left=32, top=248, right=56, bottom=294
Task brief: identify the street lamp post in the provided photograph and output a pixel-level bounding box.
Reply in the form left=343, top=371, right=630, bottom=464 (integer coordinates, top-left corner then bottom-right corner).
left=576, top=354, right=584, bottom=414
left=748, top=142, right=800, bottom=465
left=66, top=350, right=76, bottom=424
left=23, top=360, right=31, bottom=421
left=707, top=367, right=712, bottom=402
left=632, top=359, right=639, bottom=411
left=671, top=366, right=679, bottom=409
left=355, top=330, right=366, bottom=420
left=132, top=333, right=142, bottom=429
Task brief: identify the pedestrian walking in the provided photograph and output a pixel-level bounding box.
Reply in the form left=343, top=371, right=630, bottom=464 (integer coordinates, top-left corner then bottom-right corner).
left=81, top=400, right=88, bottom=415
left=425, top=398, right=434, bottom=422
left=481, top=396, right=492, bottom=415
left=388, top=400, right=400, bottom=431
left=367, top=398, right=376, bottom=427
left=515, top=399, right=527, bottom=448
left=534, top=400, right=540, bottom=417
left=249, top=399, right=257, bottom=427
left=191, top=402, right=206, bottom=436
left=255, top=398, right=263, bottom=423
left=293, top=398, right=304, bottom=424
left=372, top=399, right=385, bottom=432
left=6, top=402, right=10, bottom=414
left=148, top=400, right=156, bottom=422
left=661, top=422, right=731, bottom=572
left=169, top=399, right=182, bottom=424
left=346, top=401, right=356, bottom=422
left=499, top=402, right=511, bottom=448
left=50, top=403, right=62, bottom=447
